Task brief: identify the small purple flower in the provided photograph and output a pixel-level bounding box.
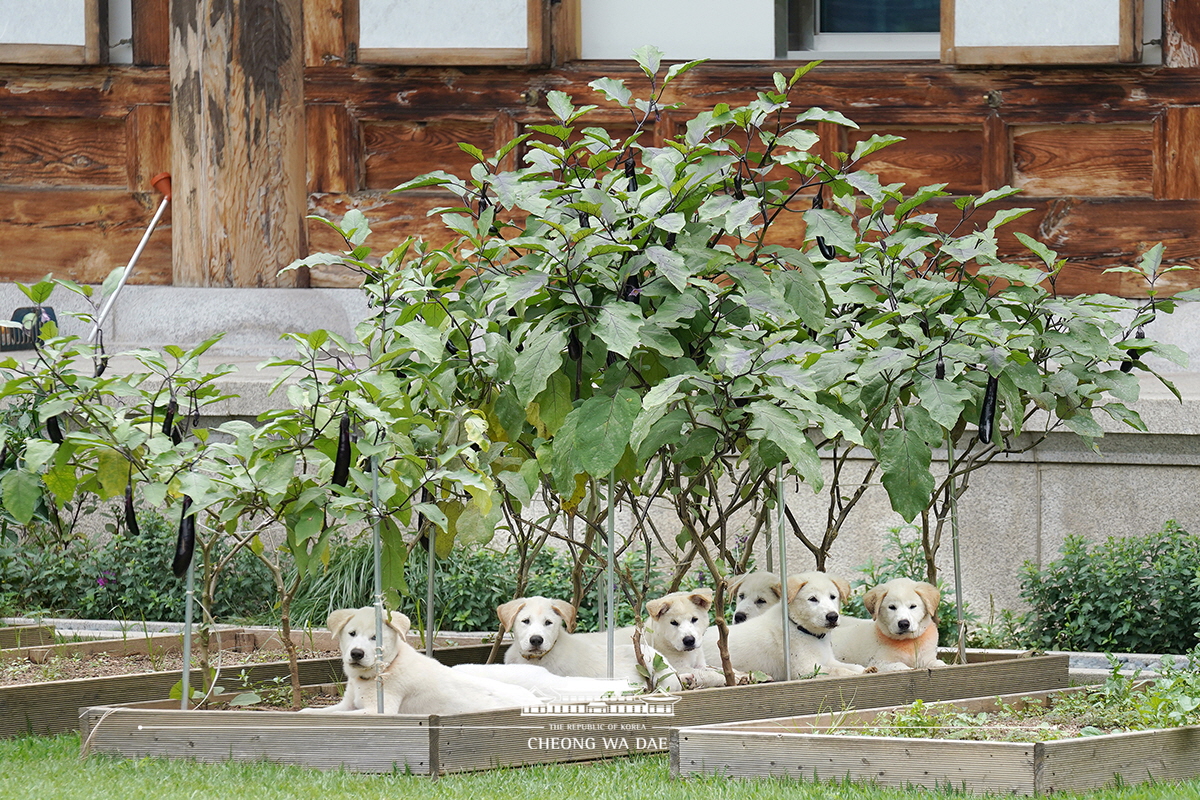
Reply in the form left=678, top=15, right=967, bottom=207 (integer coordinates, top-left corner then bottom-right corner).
left=97, top=570, right=115, bottom=588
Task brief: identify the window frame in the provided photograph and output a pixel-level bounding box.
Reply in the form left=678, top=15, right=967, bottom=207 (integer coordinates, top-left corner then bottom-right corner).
left=349, top=0, right=550, bottom=66
left=0, top=0, right=107, bottom=65
left=941, top=0, right=1143, bottom=65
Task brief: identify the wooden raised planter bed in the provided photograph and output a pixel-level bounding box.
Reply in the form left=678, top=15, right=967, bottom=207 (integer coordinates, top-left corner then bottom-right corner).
left=0, top=631, right=488, bottom=739
left=78, top=652, right=1069, bottom=775
left=671, top=685, right=1200, bottom=795
left=0, top=625, right=55, bottom=649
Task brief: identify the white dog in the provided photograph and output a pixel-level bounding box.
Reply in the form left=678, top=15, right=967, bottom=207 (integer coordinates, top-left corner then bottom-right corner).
left=302, top=606, right=540, bottom=714
left=644, top=588, right=727, bottom=688
left=497, top=596, right=676, bottom=688
left=452, top=662, right=632, bottom=701
left=703, top=572, right=866, bottom=680
left=831, top=578, right=946, bottom=672
left=727, top=572, right=781, bottom=624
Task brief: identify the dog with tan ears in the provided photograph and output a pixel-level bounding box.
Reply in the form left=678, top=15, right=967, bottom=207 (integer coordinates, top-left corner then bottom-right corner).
left=831, top=577, right=946, bottom=672
left=703, top=572, right=867, bottom=680
left=497, top=596, right=675, bottom=687
left=727, top=571, right=781, bottom=623
left=301, top=606, right=540, bottom=714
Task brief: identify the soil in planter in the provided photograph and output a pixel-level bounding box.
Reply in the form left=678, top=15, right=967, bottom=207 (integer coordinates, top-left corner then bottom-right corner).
left=837, top=669, right=1200, bottom=743
left=0, top=645, right=338, bottom=686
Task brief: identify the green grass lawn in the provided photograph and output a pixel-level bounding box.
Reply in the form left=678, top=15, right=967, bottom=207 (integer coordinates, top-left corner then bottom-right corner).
left=2, top=734, right=1200, bottom=800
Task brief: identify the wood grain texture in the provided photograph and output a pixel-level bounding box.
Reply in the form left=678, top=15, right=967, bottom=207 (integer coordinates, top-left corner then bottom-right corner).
left=303, top=0, right=351, bottom=66
left=0, top=118, right=126, bottom=186
left=169, top=0, right=307, bottom=287
left=0, top=189, right=171, bottom=284
left=1012, top=124, right=1154, bottom=197
left=849, top=127, right=984, bottom=194
left=363, top=118, right=494, bottom=190
left=125, top=104, right=172, bottom=193
left=1159, top=106, right=1200, bottom=200
left=1165, top=0, right=1200, bottom=67
left=132, top=0, right=170, bottom=66
left=307, top=104, right=359, bottom=193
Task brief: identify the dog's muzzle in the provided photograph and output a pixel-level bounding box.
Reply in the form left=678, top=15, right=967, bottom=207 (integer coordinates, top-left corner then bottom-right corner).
left=349, top=647, right=366, bottom=664
left=733, top=612, right=747, bottom=623
left=682, top=635, right=696, bottom=650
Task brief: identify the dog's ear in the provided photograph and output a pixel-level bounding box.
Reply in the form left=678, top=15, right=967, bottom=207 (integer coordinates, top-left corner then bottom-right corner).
left=831, top=576, right=852, bottom=605
left=326, top=609, right=356, bottom=636
left=646, top=597, right=670, bottom=619
left=914, top=582, right=942, bottom=616
left=550, top=599, right=578, bottom=632
left=768, top=580, right=783, bottom=599
left=724, top=574, right=746, bottom=594
left=387, top=611, right=412, bottom=637
left=785, top=575, right=810, bottom=604
left=689, top=587, right=714, bottom=610
left=863, top=586, right=885, bottom=618
left=496, top=598, right=526, bottom=632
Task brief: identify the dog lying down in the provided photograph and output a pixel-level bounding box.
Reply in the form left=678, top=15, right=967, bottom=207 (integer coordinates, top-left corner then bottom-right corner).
left=727, top=571, right=780, bottom=624
left=452, top=663, right=633, bottom=701
left=643, top=589, right=728, bottom=689
left=830, top=577, right=947, bottom=672
left=301, top=606, right=540, bottom=715
left=498, top=595, right=680, bottom=689
left=703, top=572, right=868, bottom=680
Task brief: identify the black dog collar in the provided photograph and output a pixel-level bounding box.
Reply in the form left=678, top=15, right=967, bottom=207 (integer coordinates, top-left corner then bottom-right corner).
left=789, top=618, right=827, bottom=640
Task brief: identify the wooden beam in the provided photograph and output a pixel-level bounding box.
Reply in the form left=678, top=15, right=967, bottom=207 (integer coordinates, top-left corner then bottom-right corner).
left=306, top=104, right=358, bottom=193
left=132, top=0, right=170, bottom=66
left=126, top=105, right=172, bottom=193
left=1164, top=0, right=1200, bottom=68
left=169, top=0, right=308, bottom=287
left=303, top=0, right=352, bottom=67
left=1158, top=106, right=1200, bottom=200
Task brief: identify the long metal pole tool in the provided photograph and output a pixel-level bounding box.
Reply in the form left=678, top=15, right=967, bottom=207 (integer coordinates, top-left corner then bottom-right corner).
left=88, top=172, right=172, bottom=344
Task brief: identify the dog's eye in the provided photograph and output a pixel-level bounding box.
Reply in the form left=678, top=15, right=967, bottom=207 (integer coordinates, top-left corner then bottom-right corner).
left=909, top=604, right=919, bottom=610
left=738, top=593, right=746, bottom=600
left=754, top=598, right=765, bottom=605
left=829, top=594, right=837, bottom=601
left=369, top=635, right=376, bottom=641
left=544, top=620, right=553, bottom=626
left=889, top=604, right=898, bottom=611
left=671, top=620, right=680, bottom=626
left=348, top=630, right=356, bottom=637
left=691, top=617, right=699, bottom=623
left=520, top=618, right=530, bottom=625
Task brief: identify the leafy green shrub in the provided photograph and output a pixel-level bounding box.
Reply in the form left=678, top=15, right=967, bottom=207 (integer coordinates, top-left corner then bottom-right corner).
left=1020, top=521, right=1200, bottom=654
left=0, top=507, right=274, bottom=623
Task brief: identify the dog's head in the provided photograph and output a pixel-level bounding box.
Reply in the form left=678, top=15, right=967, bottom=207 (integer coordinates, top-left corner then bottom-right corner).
left=726, top=572, right=781, bottom=624
left=326, top=606, right=410, bottom=678
left=645, top=588, right=713, bottom=652
left=496, top=596, right=577, bottom=660
left=785, top=572, right=851, bottom=632
left=863, top=578, right=940, bottom=640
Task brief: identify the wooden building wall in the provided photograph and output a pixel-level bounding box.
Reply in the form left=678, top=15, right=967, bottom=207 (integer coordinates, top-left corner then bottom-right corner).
left=2, top=2, right=1200, bottom=296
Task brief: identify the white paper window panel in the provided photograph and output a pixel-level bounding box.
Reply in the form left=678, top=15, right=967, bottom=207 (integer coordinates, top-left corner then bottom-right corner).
left=359, top=0, right=528, bottom=49
left=0, top=0, right=87, bottom=46
left=581, top=0, right=776, bottom=60
left=954, top=0, right=1122, bottom=48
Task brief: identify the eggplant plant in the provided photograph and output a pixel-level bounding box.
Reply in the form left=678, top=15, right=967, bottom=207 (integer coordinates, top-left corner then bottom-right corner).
left=292, top=48, right=1188, bottom=681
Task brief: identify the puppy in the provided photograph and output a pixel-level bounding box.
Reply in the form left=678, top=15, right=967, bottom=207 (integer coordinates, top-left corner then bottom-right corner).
left=703, top=572, right=866, bottom=680
left=302, top=606, right=540, bottom=714
left=497, top=596, right=677, bottom=688
left=644, top=589, right=713, bottom=672
left=452, top=662, right=631, bottom=701
left=831, top=577, right=946, bottom=671
left=727, top=572, right=781, bottom=623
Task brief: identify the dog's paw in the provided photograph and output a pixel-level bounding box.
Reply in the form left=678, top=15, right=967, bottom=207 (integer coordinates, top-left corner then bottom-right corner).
left=862, top=666, right=879, bottom=674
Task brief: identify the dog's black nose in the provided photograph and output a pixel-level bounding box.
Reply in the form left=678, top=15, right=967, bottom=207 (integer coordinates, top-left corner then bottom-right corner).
left=529, top=635, right=543, bottom=648
left=350, top=648, right=365, bottom=661
left=682, top=635, right=695, bottom=649
left=825, top=612, right=839, bottom=626
left=897, top=619, right=911, bottom=631
left=733, top=612, right=746, bottom=624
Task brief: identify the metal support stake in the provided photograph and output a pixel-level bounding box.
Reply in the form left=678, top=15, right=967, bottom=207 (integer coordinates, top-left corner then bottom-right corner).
left=776, top=465, right=791, bottom=682
left=427, top=519, right=436, bottom=658
left=946, top=439, right=968, bottom=664
left=371, top=456, right=385, bottom=714
left=180, top=556, right=195, bottom=710
left=606, top=473, right=616, bottom=680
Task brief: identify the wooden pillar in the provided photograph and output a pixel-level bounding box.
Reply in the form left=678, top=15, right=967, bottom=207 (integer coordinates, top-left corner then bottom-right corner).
left=169, top=0, right=308, bottom=287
